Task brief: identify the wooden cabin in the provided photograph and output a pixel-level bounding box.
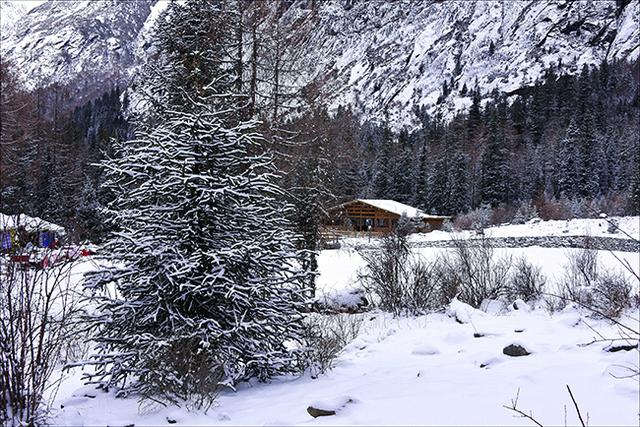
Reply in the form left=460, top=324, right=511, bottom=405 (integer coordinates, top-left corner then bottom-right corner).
left=326, top=199, right=450, bottom=234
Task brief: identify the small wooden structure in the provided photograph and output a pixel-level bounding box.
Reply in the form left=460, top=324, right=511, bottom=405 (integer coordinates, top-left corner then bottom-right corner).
left=326, top=199, right=450, bottom=234
left=0, top=213, right=65, bottom=253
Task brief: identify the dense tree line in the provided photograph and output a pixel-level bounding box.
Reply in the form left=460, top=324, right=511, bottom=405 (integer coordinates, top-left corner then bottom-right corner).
left=0, top=63, right=127, bottom=241
left=1, top=33, right=638, bottom=243
left=297, top=59, right=640, bottom=220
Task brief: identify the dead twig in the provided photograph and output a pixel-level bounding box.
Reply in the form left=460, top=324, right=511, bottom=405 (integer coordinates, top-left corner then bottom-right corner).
left=566, top=385, right=586, bottom=427
left=503, top=388, right=544, bottom=427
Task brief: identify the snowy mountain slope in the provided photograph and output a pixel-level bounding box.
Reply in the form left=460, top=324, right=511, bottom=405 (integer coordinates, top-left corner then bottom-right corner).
left=1, top=0, right=638, bottom=125
left=0, top=0, right=28, bottom=34
left=279, top=0, right=640, bottom=125
left=0, top=0, right=155, bottom=94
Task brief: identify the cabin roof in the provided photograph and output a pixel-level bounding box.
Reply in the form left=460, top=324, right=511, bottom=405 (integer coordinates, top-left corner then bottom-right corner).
left=332, top=199, right=451, bottom=219
left=0, top=213, right=66, bottom=234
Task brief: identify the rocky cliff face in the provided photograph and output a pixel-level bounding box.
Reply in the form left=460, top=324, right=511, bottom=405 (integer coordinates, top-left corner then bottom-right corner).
left=1, top=0, right=638, bottom=125
left=0, top=0, right=156, bottom=99
left=279, top=0, right=639, bottom=125
left=0, top=0, right=28, bottom=35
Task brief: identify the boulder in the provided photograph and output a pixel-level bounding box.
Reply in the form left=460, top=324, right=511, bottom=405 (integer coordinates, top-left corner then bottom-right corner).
left=307, top=396, right=356, bottom=418
left=503, top=344, right=530, bottom=357
left=307, top=406, right=336, bottom=418
left=447, top=298, right=484, bottom=324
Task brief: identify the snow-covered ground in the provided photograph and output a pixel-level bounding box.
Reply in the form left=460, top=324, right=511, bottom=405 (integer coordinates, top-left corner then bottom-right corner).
left=43, top=217, right=640, bottom=425
left=52, top=306, right=639, bottom=426
left=316, top=246, right=639, bottom=306
left=335, top=216, right=640, bottom=248
left=416, top=216, right=640, bottom=242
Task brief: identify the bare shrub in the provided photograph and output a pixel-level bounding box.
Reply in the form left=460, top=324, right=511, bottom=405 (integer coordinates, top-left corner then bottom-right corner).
left=440, top=237, right=512, bottom=308
left=507, top=256, right=546, bottom=302
left=535, top=196, right=572, bottom=220
left=561, top=247, right=598, bottom=304
left=0, top=251, right=84, bottom=425
left=453, top=204, right=492, bottom=231
left=547, top=247, right=635, bottom=319
left=357, top=227, right=444, bottom=316
left=490, top=203, right=516, bottom=226
left=590, top=270, right=633, bottom=318
left=512, top=200, right=539, bottom=224
left=303, top=314, right=363, bottom=376
left=140, top=339, right=224, bottom=411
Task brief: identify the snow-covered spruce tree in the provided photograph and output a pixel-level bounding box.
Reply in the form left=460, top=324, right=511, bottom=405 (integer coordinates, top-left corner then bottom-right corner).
left=83, top=0, right=312, bottom=407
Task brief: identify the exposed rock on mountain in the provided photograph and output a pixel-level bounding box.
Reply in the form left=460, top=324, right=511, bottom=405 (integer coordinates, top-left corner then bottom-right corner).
left=1, top=0, right=638, bottom=125
left=279, top=0, right=639, bottom=124
left=0, top=0, right=29, bottom=35
left=1, top=0, right=156, bottom=100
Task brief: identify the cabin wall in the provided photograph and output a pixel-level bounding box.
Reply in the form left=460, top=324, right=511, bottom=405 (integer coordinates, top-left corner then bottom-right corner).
left=326, top=201, right=449, bottom=234
left=325, top=201, right=398, bottom=232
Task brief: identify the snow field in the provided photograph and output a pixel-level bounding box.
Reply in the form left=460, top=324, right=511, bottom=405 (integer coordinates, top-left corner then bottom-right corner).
left=316, top=245, right=640, bottom=306
left=52, top=305, right=639, bottom=426
left=48, top=217, right=640, bottom=425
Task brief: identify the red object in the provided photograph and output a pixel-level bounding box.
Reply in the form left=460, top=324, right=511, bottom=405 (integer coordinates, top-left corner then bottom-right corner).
left=81, top=248, right=95, bottom=256
left=10, top=255, right=30, bottom=264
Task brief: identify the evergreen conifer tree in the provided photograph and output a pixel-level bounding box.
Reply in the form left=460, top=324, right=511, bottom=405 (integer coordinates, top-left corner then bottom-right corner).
left=84, top=1, right=312, bottom=406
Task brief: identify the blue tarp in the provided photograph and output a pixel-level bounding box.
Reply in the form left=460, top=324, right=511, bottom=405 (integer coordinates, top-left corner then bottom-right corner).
left=0, top=232, right=10, bottom=250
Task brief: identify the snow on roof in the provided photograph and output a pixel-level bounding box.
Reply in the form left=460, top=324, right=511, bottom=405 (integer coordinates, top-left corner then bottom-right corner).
left=0, top=213, right=66, bottom=234
left=349, top=199, right=450, bottom=219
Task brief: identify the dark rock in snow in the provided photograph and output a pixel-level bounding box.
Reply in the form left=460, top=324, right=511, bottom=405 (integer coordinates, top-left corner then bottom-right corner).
left=512, top=299, right=530, bottom=311
left=307, top=406, right=337, bottom=418
left=307, top=397, right=356, bottom=418
left=503, top=344, right=531, bottom=357
left=166, top=417, right=177, bottom=424
left=605, top=343, right=638, bottom=352
left=474, top=332, right=485, bottom=338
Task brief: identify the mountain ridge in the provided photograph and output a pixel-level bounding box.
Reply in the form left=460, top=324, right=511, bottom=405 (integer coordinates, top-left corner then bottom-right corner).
left=1, top=0, right=638, bottom=125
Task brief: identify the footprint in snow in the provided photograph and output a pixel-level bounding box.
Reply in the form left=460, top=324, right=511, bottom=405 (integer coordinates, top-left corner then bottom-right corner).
left=411, top=344, right=439, bottom=356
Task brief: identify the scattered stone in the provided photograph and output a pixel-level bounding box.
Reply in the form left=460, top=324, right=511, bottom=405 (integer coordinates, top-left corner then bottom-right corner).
left=473, top=332, right=485, bottom=338
left=605, top=344, right=638, bottom=352
left=83, top=394, right=96, bottom=399
left=514, top=329, right=525, bottom=333
left=166, top=418, right=177, bottom=424
left=307, top=406, right=336, bottom=418
left=480, top=357, right=501, bottom=368
left=307, top=397, right=356, bottom=418
left=503, top=344, right=530, bottom=357
left=512, top=299, right=530, bottom=311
